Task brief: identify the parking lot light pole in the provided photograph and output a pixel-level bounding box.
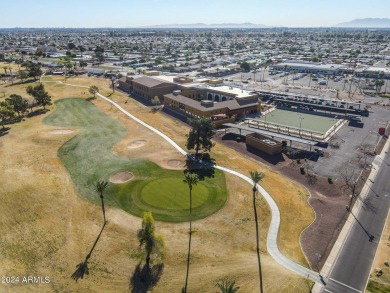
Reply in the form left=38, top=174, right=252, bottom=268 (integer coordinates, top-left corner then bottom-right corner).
left=299, top=116, right=304, bottom=129
left=299, top=116, right=304, bottom=136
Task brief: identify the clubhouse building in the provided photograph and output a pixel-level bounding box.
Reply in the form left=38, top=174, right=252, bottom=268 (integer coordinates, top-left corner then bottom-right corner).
left=118, top=75, right=260, bottom=121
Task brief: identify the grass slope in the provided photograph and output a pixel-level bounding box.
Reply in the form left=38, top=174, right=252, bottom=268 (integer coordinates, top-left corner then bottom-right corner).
left=44, top=98, right=227, bottom=222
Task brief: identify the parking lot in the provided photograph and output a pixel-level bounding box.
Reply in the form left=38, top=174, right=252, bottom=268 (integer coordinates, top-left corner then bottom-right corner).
left=223, top=68, right=389, bottom=105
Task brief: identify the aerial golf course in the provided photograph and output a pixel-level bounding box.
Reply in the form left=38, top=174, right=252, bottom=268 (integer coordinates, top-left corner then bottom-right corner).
left=44, top=98, right=227, bottom=222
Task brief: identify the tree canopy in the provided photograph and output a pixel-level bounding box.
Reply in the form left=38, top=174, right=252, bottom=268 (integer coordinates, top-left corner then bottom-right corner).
left=240, top=61, right=250, bottom=72
left=186, top=117, right=215, bottom=156
left=6, top=94, right=28, bottom=118
left=22, top=61, right=42, bottom=81
left=89, top=85, right=99, bottom=97
left=137, top=212, right=164, bottom=267
left=0, top=101, right=16, bottom=129
left=26, top=83, right=52, bottom=110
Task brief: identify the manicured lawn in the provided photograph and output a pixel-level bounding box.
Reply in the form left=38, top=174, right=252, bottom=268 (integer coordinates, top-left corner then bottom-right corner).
left=44, top=98, right=227, bottom=222
left=141, top=178, right=209, bottom=209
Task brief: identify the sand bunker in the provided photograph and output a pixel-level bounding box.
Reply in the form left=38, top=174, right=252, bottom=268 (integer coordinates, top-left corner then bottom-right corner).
left=167, top=159, right=186, bottom=169
left=127, top=140, right=147, bottom=149
left=49, top=130, right=74, bottom=135
left=109, top=171, right=134, bottom=183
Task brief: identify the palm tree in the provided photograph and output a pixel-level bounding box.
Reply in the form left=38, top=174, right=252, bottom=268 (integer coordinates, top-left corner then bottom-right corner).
left=283, top=65, right=288, bottom=84
left=216, top=278, right=240, bottom=293
left=183, top=173, right=199, bottom=293
left=71, top=181, right=108, bottom=282
left=262, top=66, right=267, bottom=82
left=95, top=181, right=108, bottom=224
left=292, top=70, right=297, bottom=85
left=8, top=66, right=13, bottom=84
left=249, top=170, right=265, bottom=293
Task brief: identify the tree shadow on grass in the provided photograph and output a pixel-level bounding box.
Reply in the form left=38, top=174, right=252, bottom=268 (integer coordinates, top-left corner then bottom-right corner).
left=71, top=222, right=106, bottom=282
left=26, top=108, right=49, bottom=118
left=184, top=155, right=215, bottom=181
left=4, top=79, right=36, bottom=87
left=0, top=127, right=10, bottom=137
left=129, top=262, right=164, bottom=293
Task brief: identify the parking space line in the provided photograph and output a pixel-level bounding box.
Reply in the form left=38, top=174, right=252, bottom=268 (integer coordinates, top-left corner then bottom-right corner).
left=329, top=278, right=362, bottom=292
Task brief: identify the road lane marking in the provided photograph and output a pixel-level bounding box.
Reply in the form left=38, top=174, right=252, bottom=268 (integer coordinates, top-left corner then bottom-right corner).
left=329, top=278, right=362, bottom=292
left=324, top=289, right=333, bottom=293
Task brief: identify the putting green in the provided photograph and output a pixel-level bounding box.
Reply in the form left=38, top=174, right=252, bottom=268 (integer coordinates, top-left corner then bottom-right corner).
left=44, top=98, right=227, bottom=222
left=140, top=178, right=209, bottom=210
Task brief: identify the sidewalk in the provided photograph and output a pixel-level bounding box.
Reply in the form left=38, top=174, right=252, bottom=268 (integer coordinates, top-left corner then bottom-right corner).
left=312, top=138, right=390, bottom=293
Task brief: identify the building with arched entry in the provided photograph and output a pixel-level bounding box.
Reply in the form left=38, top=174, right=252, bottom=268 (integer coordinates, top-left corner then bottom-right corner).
left=118, top=74, right=260, bottom=122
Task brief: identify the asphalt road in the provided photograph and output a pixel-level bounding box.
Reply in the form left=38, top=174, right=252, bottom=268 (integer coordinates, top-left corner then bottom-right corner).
left=322, top=149, right=390, bottom=293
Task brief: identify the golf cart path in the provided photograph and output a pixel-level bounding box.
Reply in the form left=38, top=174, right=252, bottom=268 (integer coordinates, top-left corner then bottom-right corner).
left=52, top=81, right=320, bottom=283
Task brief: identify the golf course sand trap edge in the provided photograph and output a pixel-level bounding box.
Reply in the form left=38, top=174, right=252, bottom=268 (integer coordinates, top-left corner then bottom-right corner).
left=167, top=159, right=186, bottom=169
left=109, top=171, right=134, bottom=183
left=49, top=129, right=75, bottom=135
left=127, top=140, right=147, bottom=149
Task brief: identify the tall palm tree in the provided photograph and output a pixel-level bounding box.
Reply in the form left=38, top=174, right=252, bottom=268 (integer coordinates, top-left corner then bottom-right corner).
left=262, top=66, right=267, bottom=82
left=249, top=170, right=265, bottom=293
left=292, top=70, right=297, bottom=85
left=183, top=173, right=199, bottom=293
left=95, top=181, right=108, bottom=224
left=71, top=181, right=108, bottom=282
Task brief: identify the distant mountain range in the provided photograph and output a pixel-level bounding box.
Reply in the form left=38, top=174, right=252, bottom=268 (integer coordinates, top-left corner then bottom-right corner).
left=139, top=22, right=269, bottom=29
left=335, top=18, right=390, bottom=28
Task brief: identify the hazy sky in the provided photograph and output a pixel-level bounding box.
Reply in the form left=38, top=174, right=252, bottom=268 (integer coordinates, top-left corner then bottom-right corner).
left=1, top=0, right=390, bottom=28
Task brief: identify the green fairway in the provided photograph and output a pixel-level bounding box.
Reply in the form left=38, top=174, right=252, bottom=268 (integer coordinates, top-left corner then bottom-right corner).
left=44, top=98, right=227, bottom=222
left=141, top=178, right=209, bottom=210
left=259, top=109, right=338, bottom=134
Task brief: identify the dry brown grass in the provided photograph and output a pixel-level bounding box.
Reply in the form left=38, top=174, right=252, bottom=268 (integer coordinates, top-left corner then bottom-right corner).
left=0, top=77, right=314, bottom=292
left=0, top=61, right=21, bottom=73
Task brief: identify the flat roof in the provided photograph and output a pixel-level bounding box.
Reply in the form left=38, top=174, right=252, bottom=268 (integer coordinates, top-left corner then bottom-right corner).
left=273, top=60, right=343, bottom=70
left=164, top=93, right=258, bottom=111
left=133, top=76, right=173, bottom=87
left=195, top=84, right=257, bottom=99
left=362, top=66, right=390, bottom=74
left=223, top=123, right=319, bottom=146
left=154, top=75, right=176, bottom=83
